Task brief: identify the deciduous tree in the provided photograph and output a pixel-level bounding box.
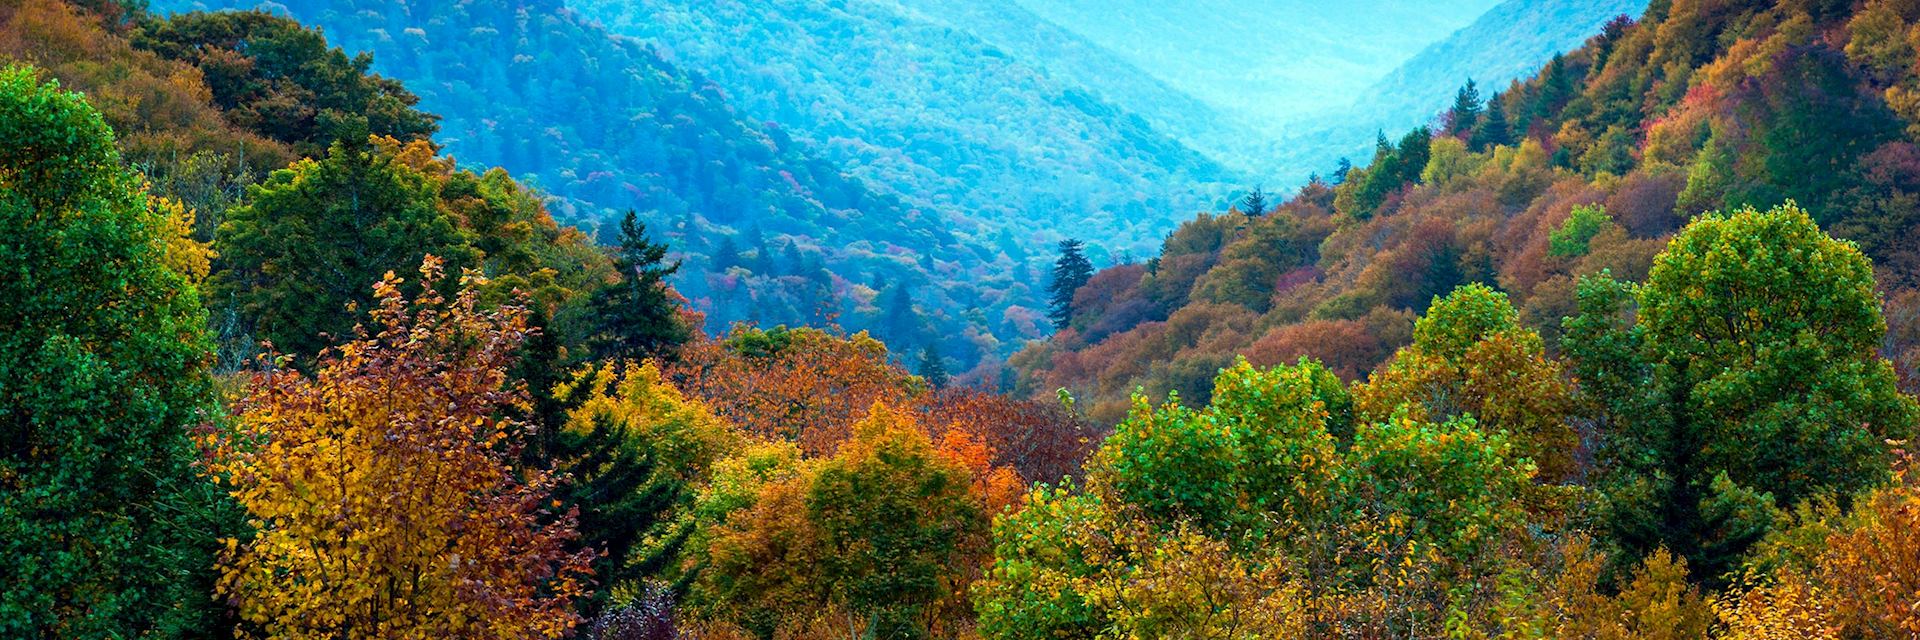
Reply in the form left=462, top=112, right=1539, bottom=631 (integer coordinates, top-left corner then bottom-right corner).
left=0, top=64, right=228, bottom=639
left=208, top=257, right=592, bottom=639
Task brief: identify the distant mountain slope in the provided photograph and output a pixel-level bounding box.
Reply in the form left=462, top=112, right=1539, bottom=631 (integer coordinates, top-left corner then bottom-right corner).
left=887, top=0, right=1266, bottom=172
left=151, top=0, right=1040, bottom=370
left=1352, top=0, right=1649, bottom=126
left=1012, top=0, right=1920, bottom=422
left=1008, top=0, right=1502, bottom=129
left=566, top=0, right=1236, bottom=257
left=1258, top=0, right=1649, bottom=185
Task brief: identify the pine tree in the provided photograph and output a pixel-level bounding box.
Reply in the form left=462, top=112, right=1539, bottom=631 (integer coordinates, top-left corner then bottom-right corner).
left=879, top=282, right=922, bottom=350
left=1240, top=186, right=1269, bottom=217
left=1472, top=91, right=1511, bottom=151
left=587, top=210, right=691, bottom=362
left=747, top=227, right=774, bottom=274
left=711, top=234, right=742, bottom=272
left=918, top=344, right=950, bottom=390
left=1333, top=157, right=1353, bottom=184
left=1446, top=79, right=1483, bottom=137
left=1048, top=239, right=1095, bottom=330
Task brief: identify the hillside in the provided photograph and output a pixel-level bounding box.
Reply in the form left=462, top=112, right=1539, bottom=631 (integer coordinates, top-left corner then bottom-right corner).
left=150, top=0, right=1046, bottom=371
left=1019, top=0, right=1920, bottom=424
left=13, top=1, right=1920, bottom=639
left=889, top=0, right=1267, bottom=172
left=1007, top=0, right=1501, bottom=130
left=564, top=0, right=1238, bottom=258
left=1260, top=0, right=1650, bottom=181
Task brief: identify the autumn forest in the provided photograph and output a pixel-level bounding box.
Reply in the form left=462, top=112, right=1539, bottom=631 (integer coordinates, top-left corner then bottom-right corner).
left=7, top=0, right=1920, bottom=638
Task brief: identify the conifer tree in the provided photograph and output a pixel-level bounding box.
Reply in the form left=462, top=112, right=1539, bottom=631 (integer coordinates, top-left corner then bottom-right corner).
left=1240, top=185, right=1269, bottom=217
left=586, top=210, right=691, bottom=362
left=1048, top=239, right=1094, bottom=330
left=1472, top=91, right=1512, bottom=151
left=918, top=344, right=950, bottom=390
left=1446, top=78, right=1484, bottom=137
left=711, top=234, right=742, bottom=272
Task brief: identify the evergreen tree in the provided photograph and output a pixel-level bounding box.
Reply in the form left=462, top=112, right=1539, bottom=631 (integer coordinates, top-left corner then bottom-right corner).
left=918, top=344, right=950, bottom=390
left=1333, top=157, right=1353, bottom=184
left=711, top=234, right=742, bottom=272
left=1472, top=91, right=1511, bottom=151
left=1, top=65, right=231, bottom=638
left=781, top=241, right=805, bottom=274
left=879, top=282, right=922, bottom=350
left=747, top=226, right=774, bottom=274
left=1446, top=79, right=1484, bottom=137
left=1240, top=185, right=1269, bottom=217
left=1534, top=54, right=1573, bottom=122
left=586, top=210, right=691, bottom=362
left=1048, top=239, right=1095, bottom=330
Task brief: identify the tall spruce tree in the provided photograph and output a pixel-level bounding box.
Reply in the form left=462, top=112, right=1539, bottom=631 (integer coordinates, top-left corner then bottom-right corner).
left=1048, top=239, right=1094, bottom=330
left=1472, top=91, right=1512, bottom=151
left=586, top=210, right=691, bottom=362
left=1447, top=79, right=1484, bottom=137
left=918, top=344, right=950, bottom=390
left=1240, top=186, right=1269, bottom=217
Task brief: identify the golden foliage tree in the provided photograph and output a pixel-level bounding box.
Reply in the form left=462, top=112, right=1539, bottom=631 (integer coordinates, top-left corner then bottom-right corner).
left=207, top=257, right=592, bottom=639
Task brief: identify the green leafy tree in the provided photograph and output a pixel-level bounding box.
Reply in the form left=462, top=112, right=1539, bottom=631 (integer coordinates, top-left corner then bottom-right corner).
left=133, top=10, right=437, bottom=156
left=1548, top=204, right=1612, bottom=258
left=1089, top=358, right=1346, bottom=540
left=209, top=135, right=478, bottom=360
left=1359, top=284, right=1578, bottom=481
left=1048, top=238, right=1095, bottom=329
left=586, top=210, right=691, bottom=362
left=1576, top=204, right=1919, bottom=581
left=808, top=404, right=986, bottom=636
left=0, top=65, right=228, bottom=638
left=971, top=484, right=1105, bottom=640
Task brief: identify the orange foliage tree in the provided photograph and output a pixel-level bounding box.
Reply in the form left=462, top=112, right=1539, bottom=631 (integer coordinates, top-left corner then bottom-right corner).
left=667, top=325, right=919, bottom=455
left=914, top=386, right=1102, bottom=488
left=206, top=257, right=592, bottom=639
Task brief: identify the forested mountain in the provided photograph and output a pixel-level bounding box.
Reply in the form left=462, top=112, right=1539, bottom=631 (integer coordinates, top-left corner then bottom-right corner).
left=564, top=0, right=1237, bottom=256
left=17, top=1, right=1920, bottom=639
left=1262, top=0, right=1650, bottom=181
left=1005, top=0, right=1503, bottom=131
left=888, top=0, right=1265, bottom=172
left=150, top=0, right=1050, bottom=372
left=1019, top=0, right=1920, bottom=425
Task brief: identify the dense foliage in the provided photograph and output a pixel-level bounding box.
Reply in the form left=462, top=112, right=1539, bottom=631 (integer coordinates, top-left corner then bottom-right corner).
left=1018, top=0, right=1920, bottom=426
left=147, top=0, right=1044, bottom=374
left=12, top=0, right=1920, bottom=638
left=0, top=63, right=228, bottom=638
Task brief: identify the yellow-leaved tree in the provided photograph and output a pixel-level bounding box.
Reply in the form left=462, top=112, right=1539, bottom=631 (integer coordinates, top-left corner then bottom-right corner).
left=207, top=256, right=593, bottom=639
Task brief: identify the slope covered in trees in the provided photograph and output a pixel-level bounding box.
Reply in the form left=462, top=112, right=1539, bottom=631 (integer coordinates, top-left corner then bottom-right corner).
left=12, top=0, right=1920, bottom=639
left=1018, top=0, right=1920, bottom=424
left=148, top=0, right=1039, bottom=373
left=565, top=0, right=1236, bottom=255
left=1003, top=0, right=1501, bottom=130
left=1259, top=0, right=1651, bottom=185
